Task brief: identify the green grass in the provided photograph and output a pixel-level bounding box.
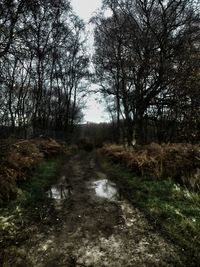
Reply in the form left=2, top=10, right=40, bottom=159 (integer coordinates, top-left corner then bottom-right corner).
left=0, top=156, right=65, bottom=265
left=20, top=158, right=62, bottom=205
left=0, top=156, right=64, bottom=241
left=98, top=152, right=200, bottom=266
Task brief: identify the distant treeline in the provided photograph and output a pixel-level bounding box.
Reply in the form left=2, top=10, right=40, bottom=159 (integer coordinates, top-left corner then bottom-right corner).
left=77, top=118, right=200, bottom=146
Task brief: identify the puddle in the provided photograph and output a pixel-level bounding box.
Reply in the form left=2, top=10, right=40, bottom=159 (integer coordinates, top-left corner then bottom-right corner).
left=47, top=185, right=72, bottom=200
left=47, top=175, right=73, bottom=200
left=92, top=179, right=119, bottom=201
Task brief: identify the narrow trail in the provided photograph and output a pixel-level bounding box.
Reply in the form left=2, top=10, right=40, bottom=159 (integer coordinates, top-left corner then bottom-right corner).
left=9, top=151, right=183, bottom=267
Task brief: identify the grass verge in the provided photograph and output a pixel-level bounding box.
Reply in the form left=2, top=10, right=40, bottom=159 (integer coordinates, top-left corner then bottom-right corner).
left=98, top=151, right=200, bottom=266
left=0, top=156, right=64, bottom=262
left=19, top=157, right=62, bottom=205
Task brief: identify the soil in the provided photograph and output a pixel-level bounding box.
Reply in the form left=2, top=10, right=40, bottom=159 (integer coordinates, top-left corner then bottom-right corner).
left=1, top=151, right=185, bottom=266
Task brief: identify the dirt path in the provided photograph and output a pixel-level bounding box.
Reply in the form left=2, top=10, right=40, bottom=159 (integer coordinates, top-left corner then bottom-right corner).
left=6, top=151, right=184, bottom=266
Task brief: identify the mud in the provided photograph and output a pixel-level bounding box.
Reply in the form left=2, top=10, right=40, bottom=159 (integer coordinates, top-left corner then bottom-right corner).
left=2, top=151, right=184, bottom=266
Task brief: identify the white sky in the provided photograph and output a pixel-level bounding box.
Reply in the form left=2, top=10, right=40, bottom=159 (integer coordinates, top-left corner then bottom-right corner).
left=71, top=0, right=102, bottom=22
left=71, top=0, right=110, bottom=123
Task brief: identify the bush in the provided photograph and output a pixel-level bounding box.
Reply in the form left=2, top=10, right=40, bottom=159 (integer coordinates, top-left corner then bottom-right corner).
left=0, top=139, right=65, bottom=203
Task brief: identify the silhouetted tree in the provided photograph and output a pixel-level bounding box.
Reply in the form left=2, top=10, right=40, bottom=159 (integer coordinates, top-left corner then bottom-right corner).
left=93, top=0, right=200, bottom=144
left=0, top=0, right=89, bottom=139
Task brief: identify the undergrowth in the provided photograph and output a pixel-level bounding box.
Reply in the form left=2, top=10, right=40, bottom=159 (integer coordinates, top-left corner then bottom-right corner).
left=98, top=151, right=200, bottom=266
left=102, top=143, right=200, bottom=190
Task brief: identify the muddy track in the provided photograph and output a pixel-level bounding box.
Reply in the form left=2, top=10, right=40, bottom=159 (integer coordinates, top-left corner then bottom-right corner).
left=4, top=151, right=184, bottom=266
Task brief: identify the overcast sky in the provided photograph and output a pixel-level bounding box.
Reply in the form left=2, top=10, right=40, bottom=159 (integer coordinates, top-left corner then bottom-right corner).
left=71, top=0, right=110, bottom=123
left=71, top=0, right=102, bottom=22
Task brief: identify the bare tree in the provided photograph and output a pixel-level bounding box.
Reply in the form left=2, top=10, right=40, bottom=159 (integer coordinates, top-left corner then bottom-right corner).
left=0, top=0, right=25, bottom=57
left=0, top=0, right=89, bottom=139
left=93, top=0, right=200, bottom=144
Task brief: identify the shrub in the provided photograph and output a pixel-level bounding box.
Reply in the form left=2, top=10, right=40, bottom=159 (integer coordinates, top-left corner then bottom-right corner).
left=0, top=139, right=65, bottom=203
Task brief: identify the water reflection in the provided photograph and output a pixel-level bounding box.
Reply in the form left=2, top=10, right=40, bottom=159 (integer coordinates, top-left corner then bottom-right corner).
left=92, top=179, right=119, bottom=201
left=48, top=185, right=72, bottom=200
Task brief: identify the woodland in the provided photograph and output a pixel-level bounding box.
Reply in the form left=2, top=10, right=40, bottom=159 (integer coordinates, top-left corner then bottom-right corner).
left=0, top=0, right=199, bottom=144
left=0, top=0, right=200, bottom=266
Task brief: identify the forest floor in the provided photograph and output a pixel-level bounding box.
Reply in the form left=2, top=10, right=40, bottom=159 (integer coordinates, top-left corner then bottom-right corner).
left=1, top=150, right=187, bottom=266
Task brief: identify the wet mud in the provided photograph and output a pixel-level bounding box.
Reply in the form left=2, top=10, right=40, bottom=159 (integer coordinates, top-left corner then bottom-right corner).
left=2, top=151, right=184, bottom=266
